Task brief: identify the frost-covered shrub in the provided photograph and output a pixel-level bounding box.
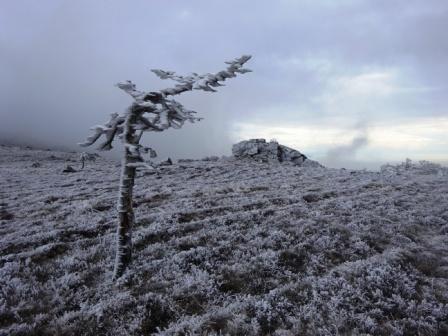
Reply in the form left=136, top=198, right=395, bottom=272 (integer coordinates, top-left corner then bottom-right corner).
left=381, top=158, right=448, bottom=177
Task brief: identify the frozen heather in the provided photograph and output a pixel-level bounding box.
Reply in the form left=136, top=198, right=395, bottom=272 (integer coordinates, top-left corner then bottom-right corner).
left=0, top=145, right=448, bottom=335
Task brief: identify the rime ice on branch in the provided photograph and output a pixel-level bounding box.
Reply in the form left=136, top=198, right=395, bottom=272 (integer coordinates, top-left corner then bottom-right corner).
left=80, top=55, right=252, bottom=279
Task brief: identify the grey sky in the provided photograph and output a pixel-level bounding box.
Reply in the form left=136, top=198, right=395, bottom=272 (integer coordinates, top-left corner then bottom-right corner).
left=1, top=0, right=447, bottom=168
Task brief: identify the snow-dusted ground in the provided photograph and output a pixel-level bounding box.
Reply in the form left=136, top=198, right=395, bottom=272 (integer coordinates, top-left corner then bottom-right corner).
left=1, top=145, right=447, bottom=335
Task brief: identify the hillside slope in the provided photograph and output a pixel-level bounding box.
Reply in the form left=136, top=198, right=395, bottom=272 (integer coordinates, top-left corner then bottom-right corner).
left=1, top=145, right=448, bottom=335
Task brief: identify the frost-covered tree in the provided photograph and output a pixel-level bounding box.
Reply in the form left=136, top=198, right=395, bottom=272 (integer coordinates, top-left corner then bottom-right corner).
left=80, top=55, right=252, bottom=279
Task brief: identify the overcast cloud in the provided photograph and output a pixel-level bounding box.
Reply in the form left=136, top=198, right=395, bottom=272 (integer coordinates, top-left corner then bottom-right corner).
left=1, top=0, right=447, bottom=168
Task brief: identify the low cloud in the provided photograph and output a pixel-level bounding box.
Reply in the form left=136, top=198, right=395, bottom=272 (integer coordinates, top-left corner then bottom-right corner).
left=323, top=134, right=369, bottom=168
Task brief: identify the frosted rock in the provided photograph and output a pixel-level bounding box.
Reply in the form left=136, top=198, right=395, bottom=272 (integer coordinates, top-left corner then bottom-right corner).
left=159, top=158, right=173, bottom=166
left=232, top=139, right=317, bottom=166
left=62, top=165, right=77, bottom=173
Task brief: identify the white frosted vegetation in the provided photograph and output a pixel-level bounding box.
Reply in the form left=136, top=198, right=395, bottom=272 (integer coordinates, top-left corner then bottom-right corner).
left=0, top=146, right=447, bottom=335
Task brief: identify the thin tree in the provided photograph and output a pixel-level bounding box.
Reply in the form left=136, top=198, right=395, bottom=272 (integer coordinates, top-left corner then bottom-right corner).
left=80, top=55, right=252, bottom=279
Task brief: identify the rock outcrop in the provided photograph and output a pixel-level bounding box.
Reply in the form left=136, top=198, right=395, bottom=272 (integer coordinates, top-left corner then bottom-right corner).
left=232, top=139, right=317, bottom=166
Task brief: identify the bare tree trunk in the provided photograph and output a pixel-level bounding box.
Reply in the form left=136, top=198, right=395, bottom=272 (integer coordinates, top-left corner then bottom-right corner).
left=113, top=109, right=137, bottom=279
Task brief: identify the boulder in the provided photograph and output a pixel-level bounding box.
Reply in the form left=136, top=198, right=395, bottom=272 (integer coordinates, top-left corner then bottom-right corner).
left=159, top=157, right=173, bottom=166
left=232, top=139, right=317, bottom=166
left=62, top=165, right=77, bottom=173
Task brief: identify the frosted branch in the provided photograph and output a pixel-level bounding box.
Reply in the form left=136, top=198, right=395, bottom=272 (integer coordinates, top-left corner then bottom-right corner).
left=79, top=113, right=124, bottom=150
left=116, top=81, right=146, bottom=101
left=149, top=55, right=251, bottom=98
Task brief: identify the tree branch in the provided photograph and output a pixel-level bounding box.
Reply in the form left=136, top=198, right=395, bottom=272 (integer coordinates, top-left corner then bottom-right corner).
left=148, top=55, right=251, bottom=98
